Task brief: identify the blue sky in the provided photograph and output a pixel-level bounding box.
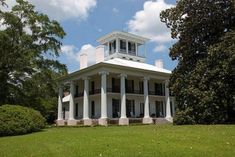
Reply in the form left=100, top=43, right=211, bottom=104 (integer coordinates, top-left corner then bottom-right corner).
left=5, top=0, right=177, bottom=73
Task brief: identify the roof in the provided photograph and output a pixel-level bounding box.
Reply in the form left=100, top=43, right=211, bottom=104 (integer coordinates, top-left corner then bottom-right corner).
left=103, top=58, right=171, bottom=74
left=97, top=31, right=149, bottom=44
left=59, top=58, right=171, bottom=82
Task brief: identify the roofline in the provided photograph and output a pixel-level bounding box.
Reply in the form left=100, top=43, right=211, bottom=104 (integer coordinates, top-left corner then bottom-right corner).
left=58, top=62, right=171, bottom=83
left=96, top=31, right=150, bottom=44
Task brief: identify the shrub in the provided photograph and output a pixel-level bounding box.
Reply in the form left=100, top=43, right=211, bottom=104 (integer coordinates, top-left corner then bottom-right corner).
left=0, top=105, right=46, bottom=136
left=173, top=108, right=196, bottom=125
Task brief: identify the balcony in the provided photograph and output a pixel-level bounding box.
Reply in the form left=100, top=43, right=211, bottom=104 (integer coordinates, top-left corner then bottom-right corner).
left=74, top=88, right=165, bottom=97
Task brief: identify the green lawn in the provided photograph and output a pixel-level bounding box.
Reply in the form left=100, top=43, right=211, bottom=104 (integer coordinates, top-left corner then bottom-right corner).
left=0, top=125, right=235, bottom=157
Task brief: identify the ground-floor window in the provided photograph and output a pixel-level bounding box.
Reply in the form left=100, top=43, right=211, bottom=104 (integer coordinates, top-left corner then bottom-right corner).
left=140, top=103, right=144, bottom=117
left=75, top=103, right=78, bottom=117
left=126, top=99, right=135, bottom=117
left=112, top=99, right=120, bottom=118
left=91, top=101, right=95, bottom=118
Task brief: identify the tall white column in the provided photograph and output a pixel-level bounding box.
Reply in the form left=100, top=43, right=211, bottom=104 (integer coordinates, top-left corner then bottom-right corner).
left=135, top=43, right=138, bottom=56
left=99, top=71, right=109, bottom=126
left=67, top=81, right=77, bottom=126
left=165, top=80, right=172, bottom=121
left=83, top=77, right=89, bottom=119
left=116, top=38, right=119, bottom=53
left=119, top=74, right=129, bottom=125
left=126, top=40, right=129, bottom=54
left=83, top=77, right=92, bottom=125
left=143, top=76, right=152, bottom=124
left=57, top=85, right=63, bottom=120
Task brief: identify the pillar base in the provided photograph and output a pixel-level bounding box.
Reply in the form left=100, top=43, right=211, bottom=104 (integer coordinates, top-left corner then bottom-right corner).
left=143, top=117, right=153, bottom=124
left=98, top=118, right=108, bottom=126
left=67, top=119, right=77, bottom=126
left=165, top=117, right=173, bottom=122
left=83, top=119, right=92, bottom=126
left=119, top=118, right=129, bottom=125
left=56, top=119, right=65, bottom=126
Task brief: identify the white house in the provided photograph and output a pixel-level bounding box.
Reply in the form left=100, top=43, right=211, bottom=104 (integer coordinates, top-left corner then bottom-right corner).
left=56, top=31, right=175, bottom=126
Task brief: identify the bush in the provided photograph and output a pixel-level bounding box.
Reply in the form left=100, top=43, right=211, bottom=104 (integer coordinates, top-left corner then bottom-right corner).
left=173, top=108, right=196, bottom=125
left=0, top=105, right=46, bottom=136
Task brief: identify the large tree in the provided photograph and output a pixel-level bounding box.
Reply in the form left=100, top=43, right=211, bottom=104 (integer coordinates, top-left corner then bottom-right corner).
left=0, top=0, right=67, bottom=122
left=160, top=0, right=235, bottom=124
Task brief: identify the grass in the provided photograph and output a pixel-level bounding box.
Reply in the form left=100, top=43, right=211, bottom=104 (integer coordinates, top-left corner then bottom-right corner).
left=0, top=125, right=235, bottom=157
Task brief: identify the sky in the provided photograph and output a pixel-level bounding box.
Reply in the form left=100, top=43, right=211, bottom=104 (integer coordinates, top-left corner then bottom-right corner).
left=4, top=0, right=177, bottom=73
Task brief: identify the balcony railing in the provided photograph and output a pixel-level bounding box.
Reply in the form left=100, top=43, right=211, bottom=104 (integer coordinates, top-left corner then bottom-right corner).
left=74, top=88, right=166, bottom=97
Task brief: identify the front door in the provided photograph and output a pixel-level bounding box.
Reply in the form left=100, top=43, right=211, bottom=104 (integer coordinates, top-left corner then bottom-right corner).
left=155, top=101, right=164, bottom=117
left=112, top=99, right=120, bottom=118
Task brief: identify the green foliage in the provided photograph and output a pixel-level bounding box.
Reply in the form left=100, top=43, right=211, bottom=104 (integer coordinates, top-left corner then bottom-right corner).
left=0, top=105, right=46, bottom=136
left=0, top=0, right=67, bottom=123
left=160, top=0, right=235, bottom=124
left=173, top=108, right=196, bottom=125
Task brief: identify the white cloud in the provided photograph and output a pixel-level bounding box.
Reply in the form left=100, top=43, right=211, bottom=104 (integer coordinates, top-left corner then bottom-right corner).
left=127, top=0, right=174, bottom=52
left=112, top=8, right=119, bottom=13
left=61, top=44, right=96, bottom=66
left=30, top=0, right=97, bottom=21
left=3, top=0, right=97, bottom=21
left=154, top=44, right=167, bottom=52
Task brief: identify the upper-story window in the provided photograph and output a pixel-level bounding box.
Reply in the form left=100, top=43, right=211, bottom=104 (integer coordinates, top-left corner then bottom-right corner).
left=128, top=42, right=136, bottom=55
left=109, top=40, right=116, bottom=54
left=120, top=39, right=126, bottom=53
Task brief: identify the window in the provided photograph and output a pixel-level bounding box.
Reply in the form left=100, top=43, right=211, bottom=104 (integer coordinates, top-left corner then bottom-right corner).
left=126, top=100, right=135, bottom=117
left=140, top=103, right=144, bottom=117
left=155, top=83, right=164, bottom=96
left=112, top=78, right=120, bottom=92
left=139, top=81, right=143, bottom=94
left=128, top=42, right=136, bottom=55
left=120, top=39, right=126, bottom=51
left=75, top=103, right=78, bottom=117
left=126, top=79, right=134, bottom=93
left=91, top=101, right=95, bottom=118
left=109, top=40, right=116, bottom=54
left=75, top=85, right=79, bottom=97
left=91, top=81, right=95, bottom=94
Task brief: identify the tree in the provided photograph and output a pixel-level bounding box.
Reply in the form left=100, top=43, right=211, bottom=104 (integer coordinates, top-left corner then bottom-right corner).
left=0, top=0, right=67, bottom=122
left=160, top=0, right=235, bottom=124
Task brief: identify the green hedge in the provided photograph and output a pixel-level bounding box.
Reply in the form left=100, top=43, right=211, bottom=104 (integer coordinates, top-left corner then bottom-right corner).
left=0, top=105, right=46, bottom=136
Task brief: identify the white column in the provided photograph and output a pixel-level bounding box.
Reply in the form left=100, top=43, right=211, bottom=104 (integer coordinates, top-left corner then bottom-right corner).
left=83, top=77, right=89, bottom=119
left=143, top=76, right=152, bottom=124
left=100, top=71, right=109, bottom=118
left=116, top=38, right=118, bottom=53
left=119, top=74, right=129, bottom=125
left=99, top=71, right=109, bottom=126
left=120, top=74, right=127, bottom=118
left=165, top=80, right=172, bottom=121
left=68, top=81, right=75, bottom=120
left=144, top=77, right=150, bottom=118
left=126, top=40, right=129, bottom=54
left=57, top=85, right=63, bottom=120
left=135, top=43, right=138, bottom=56
left=108, top=42, right=110, bottom=54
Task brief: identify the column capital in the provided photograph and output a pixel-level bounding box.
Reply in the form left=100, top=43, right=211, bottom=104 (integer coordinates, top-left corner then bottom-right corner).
left=143, top=76, right=150, bottom=81
left=82, top=76, right=90, bottom=80
left=69, top=80, right=76, bottom=85
left=99, top=71, right=109, bottom=76
left=119, top=73, right=127, bottom=78
left=165, top=79, right=170, bottom=84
